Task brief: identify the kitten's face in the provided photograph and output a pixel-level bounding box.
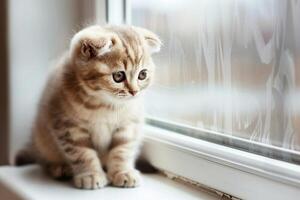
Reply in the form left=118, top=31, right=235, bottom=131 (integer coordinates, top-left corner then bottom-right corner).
left=70, top=25, right=161, bottom=102
left=80, top=56, right=155, bottom=101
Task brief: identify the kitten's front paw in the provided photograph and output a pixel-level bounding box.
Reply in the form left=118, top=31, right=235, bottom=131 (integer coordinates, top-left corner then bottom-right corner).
left=74, top=172, right=108, bottom=189
left=109, top=169, right=141, bottom=188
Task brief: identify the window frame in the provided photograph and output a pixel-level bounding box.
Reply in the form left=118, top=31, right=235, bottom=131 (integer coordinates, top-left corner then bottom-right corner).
left=0, top=0, right=9, bottom=165
left=147, top=117, right=300, bottom=165
left=106, top=0, right=300, bottom=199
left=143, top=125, right=300, bottom=199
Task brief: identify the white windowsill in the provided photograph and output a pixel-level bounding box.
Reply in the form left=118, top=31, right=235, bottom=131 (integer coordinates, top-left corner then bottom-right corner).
left=0, top=165, right=218, bottom=200
left=142, top=125, right=300, bottom=200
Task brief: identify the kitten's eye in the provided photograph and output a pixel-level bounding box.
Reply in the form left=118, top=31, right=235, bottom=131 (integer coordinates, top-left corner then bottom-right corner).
left=112, top=71, right=126, bottom=83
left=138, top=69, right=147, bottom=80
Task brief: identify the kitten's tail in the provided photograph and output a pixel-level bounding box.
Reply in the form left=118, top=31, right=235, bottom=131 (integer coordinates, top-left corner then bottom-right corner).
left=15, top=144, right=36, bottom=166
left=136, top=158, right=158, bottom=174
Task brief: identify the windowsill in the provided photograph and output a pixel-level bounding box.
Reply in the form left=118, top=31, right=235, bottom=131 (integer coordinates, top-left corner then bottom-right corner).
left=0, top=165, right=218, bottom=200
left=142, top=125, right=300, bottom=199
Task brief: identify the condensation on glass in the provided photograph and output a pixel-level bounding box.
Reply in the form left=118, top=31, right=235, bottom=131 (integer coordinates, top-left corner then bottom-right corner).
left=131, top=0, right=300, bottom=152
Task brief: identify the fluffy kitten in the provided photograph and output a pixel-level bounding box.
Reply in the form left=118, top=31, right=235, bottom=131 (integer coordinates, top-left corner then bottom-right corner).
left=16, top=25, right=161, bottom=189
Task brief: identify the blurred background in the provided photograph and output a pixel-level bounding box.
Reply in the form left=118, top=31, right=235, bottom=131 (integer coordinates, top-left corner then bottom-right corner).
left=131, top=0, right=300, bottom=152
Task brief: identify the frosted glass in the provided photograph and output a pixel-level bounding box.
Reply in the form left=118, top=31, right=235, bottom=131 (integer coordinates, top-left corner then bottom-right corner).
left=131, top=0, right=300, bottom=151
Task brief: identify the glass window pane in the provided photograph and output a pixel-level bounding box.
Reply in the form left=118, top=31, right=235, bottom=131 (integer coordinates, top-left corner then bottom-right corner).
left=131, top=0, right=300, bottom=152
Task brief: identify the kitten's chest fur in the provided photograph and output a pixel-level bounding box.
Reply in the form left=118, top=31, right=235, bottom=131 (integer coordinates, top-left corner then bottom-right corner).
left=86, top=101, right=142, bottom=153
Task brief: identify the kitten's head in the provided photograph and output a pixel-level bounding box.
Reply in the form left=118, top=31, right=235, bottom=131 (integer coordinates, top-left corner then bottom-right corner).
left=69, top=25, right=161, bottom=103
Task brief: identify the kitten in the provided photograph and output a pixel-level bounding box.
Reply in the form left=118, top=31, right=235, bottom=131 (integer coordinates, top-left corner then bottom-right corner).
left=16, top=25, right=161, bottom=189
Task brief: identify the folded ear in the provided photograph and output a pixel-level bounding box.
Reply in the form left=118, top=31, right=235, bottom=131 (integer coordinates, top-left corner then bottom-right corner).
left=80, top=38, right=113, bottom=59
left=135, top=27, right=162, bottom=54
left=70, top=26, right=114, bottom=61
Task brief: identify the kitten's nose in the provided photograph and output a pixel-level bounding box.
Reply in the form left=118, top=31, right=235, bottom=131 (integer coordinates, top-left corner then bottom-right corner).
left=129, top=90, right=138, bottom=96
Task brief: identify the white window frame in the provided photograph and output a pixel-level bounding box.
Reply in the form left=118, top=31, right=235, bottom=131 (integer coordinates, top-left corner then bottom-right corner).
left=103, top=1, right=300, bottom=199
left=143, top=125, right=300, bottom=199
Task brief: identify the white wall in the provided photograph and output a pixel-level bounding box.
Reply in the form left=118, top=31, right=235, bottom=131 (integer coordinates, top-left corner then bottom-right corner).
left=8, top=0, right=105, bottom=163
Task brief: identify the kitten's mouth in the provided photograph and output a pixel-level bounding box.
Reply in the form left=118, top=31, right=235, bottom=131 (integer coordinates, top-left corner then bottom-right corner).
left=115, top=92, right=142, bottom=100
left=101, top=90, right=141, bottom=102
left=116, top=94, right=138, bottom=99
left=115, top=91, right=139, bottom=99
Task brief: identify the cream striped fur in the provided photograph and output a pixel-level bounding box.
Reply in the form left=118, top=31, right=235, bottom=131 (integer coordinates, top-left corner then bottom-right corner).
left=16, top=25, right=161, bottom=189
